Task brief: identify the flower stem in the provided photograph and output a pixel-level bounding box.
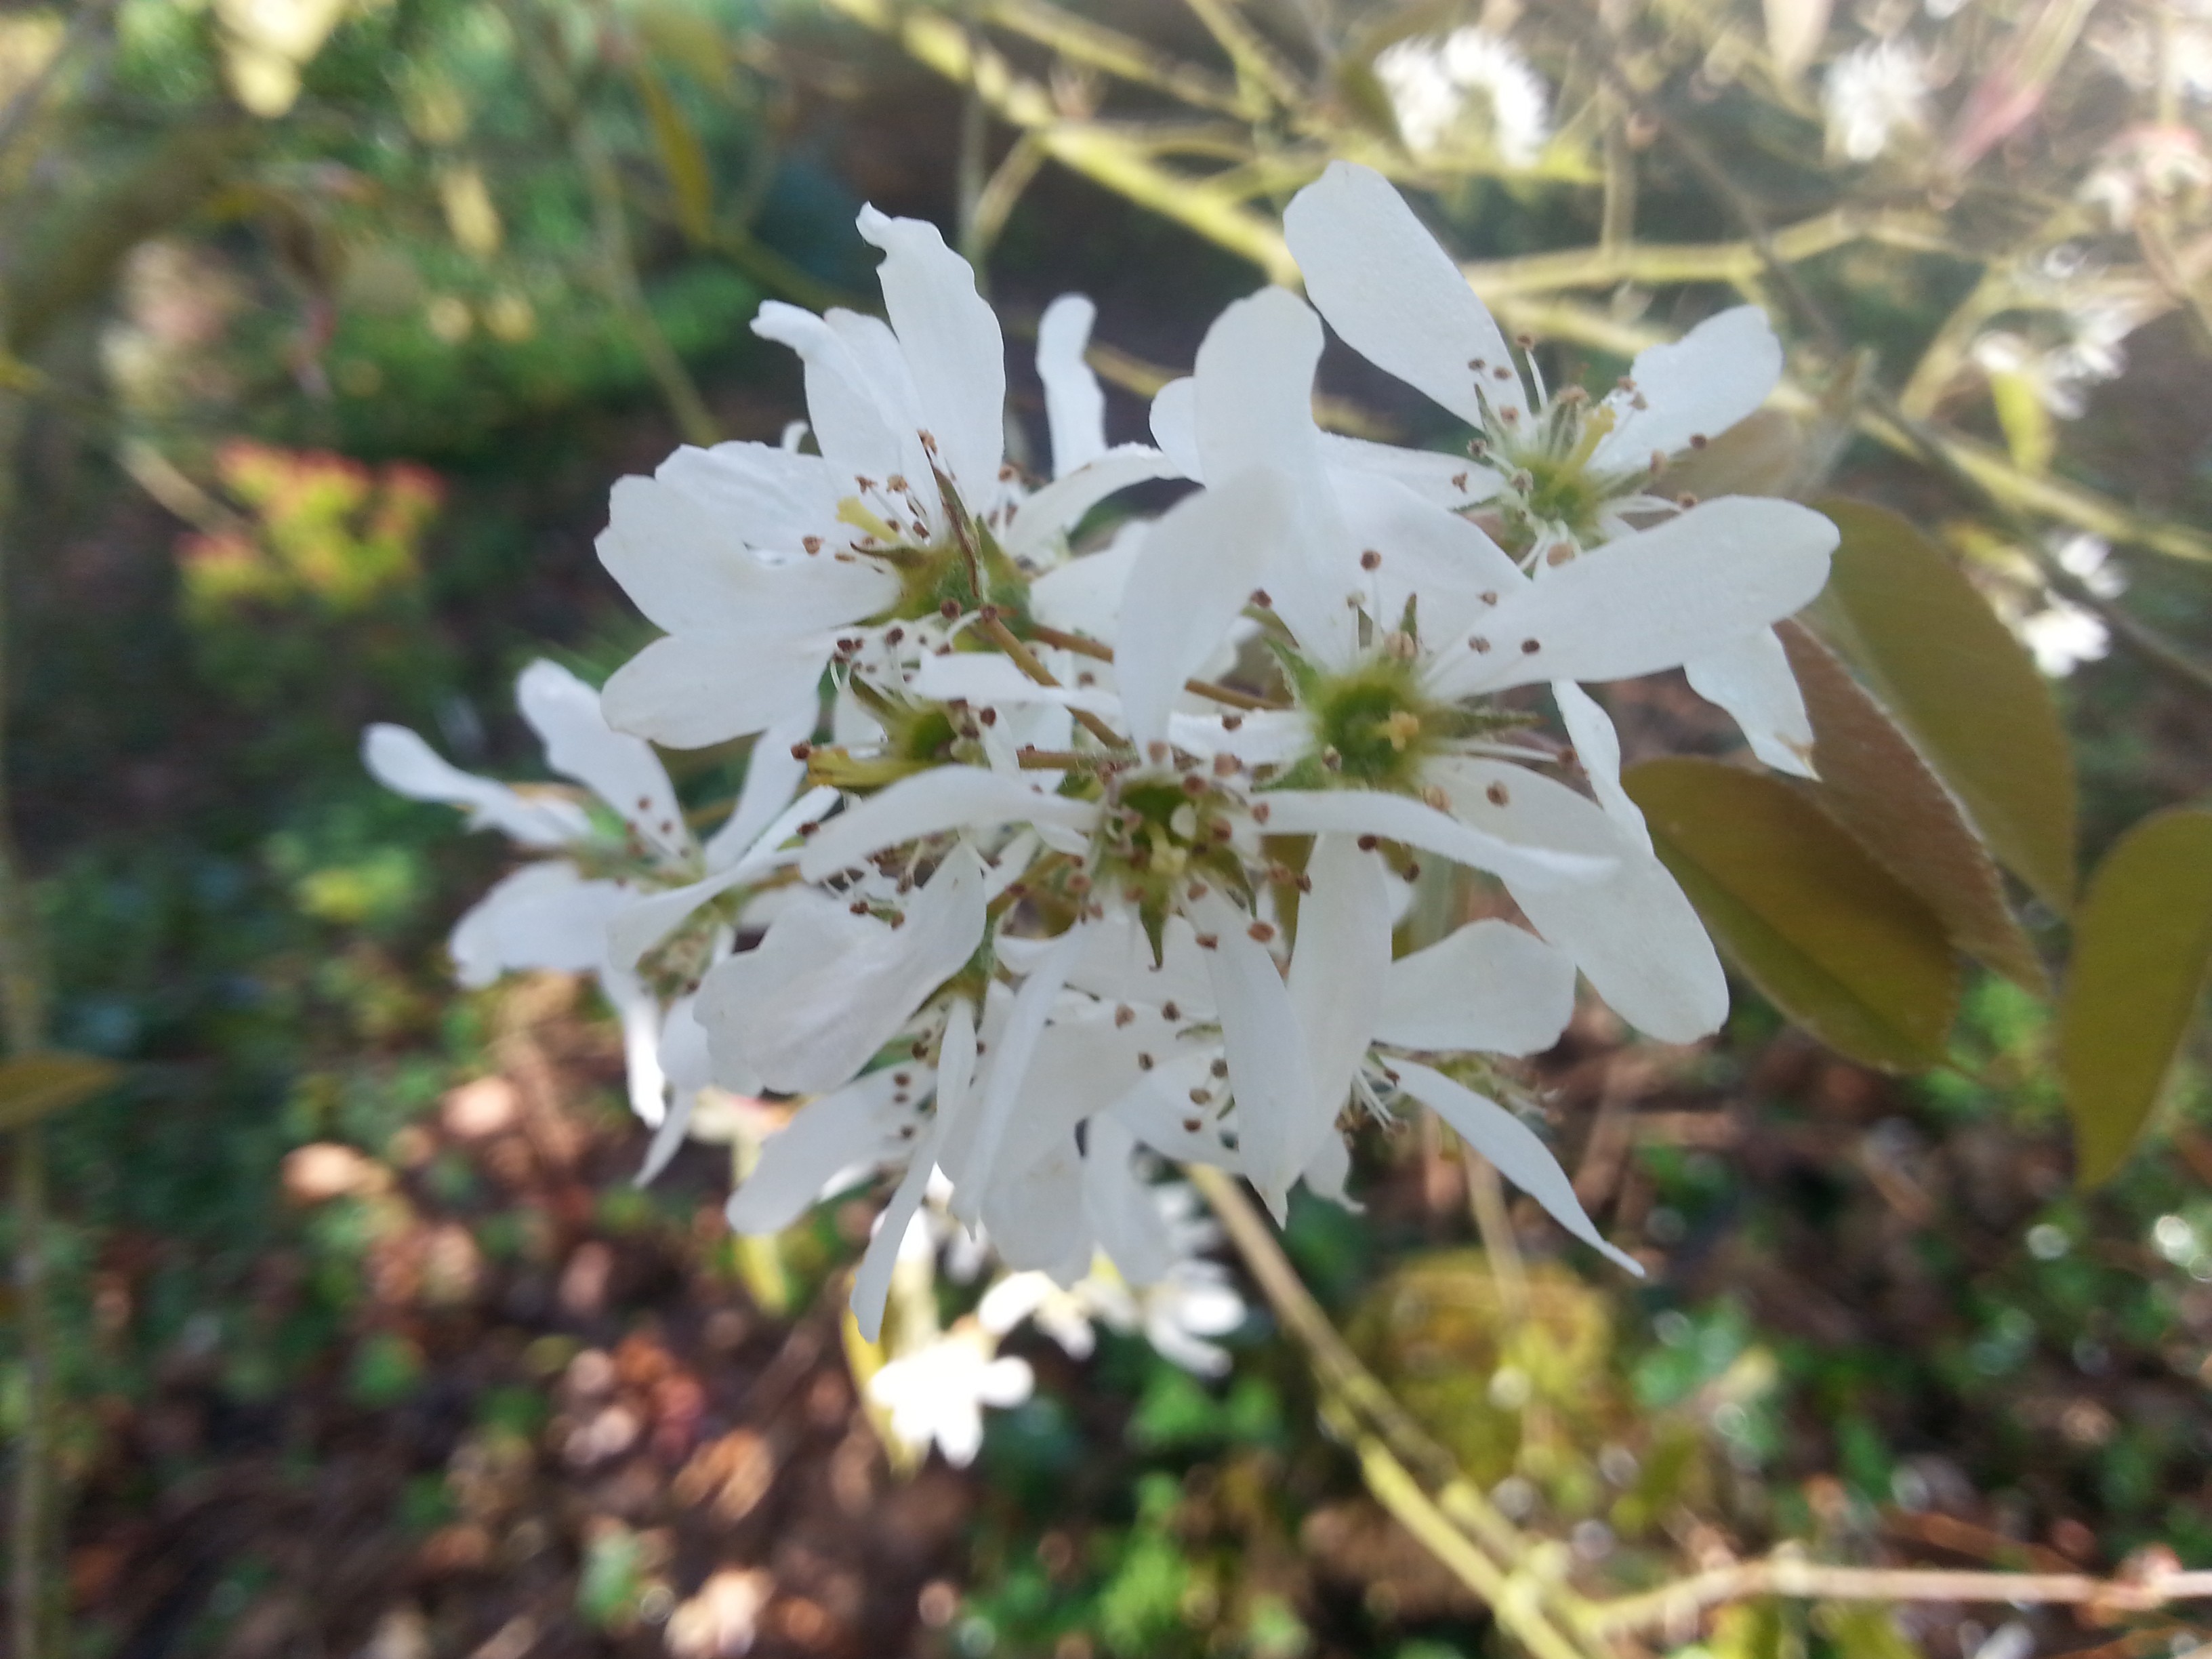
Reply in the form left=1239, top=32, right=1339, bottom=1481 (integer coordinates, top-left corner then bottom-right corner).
left=975, top=611, right=1129, bottom=750
left=1023, top=621, right=1287, bottom=711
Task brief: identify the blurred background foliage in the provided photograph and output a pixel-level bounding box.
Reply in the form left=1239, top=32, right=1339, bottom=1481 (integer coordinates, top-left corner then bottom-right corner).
left=3, top=0, right=2212, bottom=1654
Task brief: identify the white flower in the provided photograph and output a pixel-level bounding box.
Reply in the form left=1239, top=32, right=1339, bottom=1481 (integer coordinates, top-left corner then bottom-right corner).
left=866, top=1326, right=1033, bottom=1467
left=595, top=209, right=1170, bottom=753
left=364, top=659, right=824, bottom=1127
left=1375, top=28, right=1551, bottom=167
left=1279, top=162, right=1828, bottom=782
left=1822, top=40, right=1933, bottom=164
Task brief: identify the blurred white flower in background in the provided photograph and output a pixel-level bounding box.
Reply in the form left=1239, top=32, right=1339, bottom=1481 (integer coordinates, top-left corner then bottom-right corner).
left=1824, top=39, right=1933, bottom=162
left=1376, top=28, right=1551, bottom=167
left=866, top=1325, right=1034, bottom=1467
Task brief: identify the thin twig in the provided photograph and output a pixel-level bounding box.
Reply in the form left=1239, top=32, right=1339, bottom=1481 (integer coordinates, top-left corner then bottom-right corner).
left=501, top=0, right=718, bottom=448
left=0, top=389, right=54, bottom=1659
left=1589, top=1559, right=2212, bottom=1634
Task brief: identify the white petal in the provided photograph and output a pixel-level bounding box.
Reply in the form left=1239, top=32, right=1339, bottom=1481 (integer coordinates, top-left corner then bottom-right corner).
left=1017, top=905, right=1216, bottom=1013
left=1429, top=497, right=1837, bottom=699
left=516, top=660, right=688, bottom=862
left=601, top=630, right=830, bottom=750
left=1115, top=468, right=1288, bottom=750
left=597, top=474, right=897, bottom=638
left=1331, top=469, right=1525, bottom=642
left=1375, top=919, right=1576, bottom=1054
left=1030, top=518, right=1145, bottom=642
left=1284, top=160, right=1523, bottom=427
left=1590, top=306, right=1784, bottom=474
left=850, top=1147, right=942, bottom=1343
left=607, top=785, right=833, bottom=971
left=797, top=765, right=1098, bottom=882
left=1300, top=1128, right=1358, bottom=1208
left=1168, top=708, right=1311, bottom=769
left=1038, top=293, right=1108, bottom=476
left=1193, top=287, right=1325, bottom=482
left=447, top=863, right=630, bottom=987
left=1255, top=790, right=1613, bottom=890
left=909, top=653, right=1120, bottom=718
left=362, top=724, right=588, bottom=848
left=752, top=300, right=908, bottom=485
left=1193, top=891, right=1308, bottom=1218
left=1429, top=758, right=1727, bottom=1042
left=1323, top=434, right=1500, bottom=508
left=1149, top=377, right=1203, bottom=479
left=1082, top=1113, right=1174, bottom=1286
left=858, top=205, right=1007, bottom=504
left=1683, top=628, right=1817, bottom=778
left=1285, top=835, right=1392, bottom=1171
left=1550, top=681, right=1650, bottom=852
left=699, top=848, right=987, bottom=1092
left=601, top=964, right=670, bottom=1126
left=655, top=441, right=844, bottom=552
left=635, top=1082, right=695, bottom=1188
left=724, top=1072, right=928, bottom=1229
left=1001, top=445, right=1179, bottom=561
left=949, top=926, right=1086, bottom=1225
left=704, top=712, right=821, bottom=869
left=1392, top=1060, right=1643, bottom=1275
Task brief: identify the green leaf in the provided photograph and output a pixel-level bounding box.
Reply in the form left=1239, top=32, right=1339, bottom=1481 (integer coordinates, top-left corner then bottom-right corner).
left=1624, top=758, right=1959, bottom=1071
left=0, top=1051, right=123, bottom=1132
left=634, top=64, right=715, bottom=247
left=2057, top=807, right=2212, bottom=1184
left=1778, top=620, right=2048, bottom=993
left=1810, top=497, right=2078, bottom=914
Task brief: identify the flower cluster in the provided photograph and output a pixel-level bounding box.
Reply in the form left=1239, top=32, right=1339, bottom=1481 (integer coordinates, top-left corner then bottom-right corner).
left=369, top=162, right=1837, bottom=1355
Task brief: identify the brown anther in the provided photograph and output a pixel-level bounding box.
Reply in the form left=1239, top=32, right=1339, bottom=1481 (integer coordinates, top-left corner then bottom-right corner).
left=1212, top=752, right=1240, bottom=778
left=979, top=708, right=998, bottom=726
left=1420, top=787, right=1448, bottom=812
left=1452, top=472, right=1469, bottom=491
left=1546, top=544, right=1574, bottom=566
left=919, top=430, right=939, bottom=452
left=1357, top=834, right=1379, bottom=852
left=1689, top=433, right=1709, bottom=449
left=1650, top=450, right=1668, bottom=475
left=1520, top=638, right=1542, bottom=654
left=1515, top=332, right=1536, bottom=349
left=1210, top=1058, right=1229, bottom=1079
left=1247, top=921, right=1277, bottom=943
left=1295, top=872, right=1312, bottom=893
left=1677, top=493, right=1700, bottom=509
left=1360, top=549, right=1382, bottom=571
left=1194, top=933, right=1219, bottom=950
left=1486, top=782, right=1510, bottom=806
left=1187, top=881, right=1207, bottom=901
left=1189, top=1088, right=1212, bottom=1106
left=1183, top=1118, right=1202, bottom=1133
left=939, top=598, right=961, bottom=619
left=802, top=535, right=823, bottom=554
left=1181, top=773, right=1207, bottom=797
left=1479, top=591, right=1498, bottom=607
left=1115, top=1005, right=1135, bottom=1027
left=849, top=901, right=870, bottom=915
left=798, top=821, right=820, bottom=837
left=886, top=474, right=907, bottom=491
left=1066, top=873, right=1092, bottom=893
left=1496, top=369, right=1517, bottom=385
left=1221, top=713, right=1245, bottom=732
left=1470, top=636, right=1492, bottom=653
left=1210, top=820, right=1233, bottom=842
left=1138, top=1054, right=1155, bottom=1071
left=1322, top=747, right=1343, bottom=771
left=1404, top=861, right=1420, bottom=880
left=1252, top=802, right=1271, bottom=824
left=1147, top=741, right=1170, bottom=764
left=1250, top=588, right=1273, bottom=608
left=1162, top=1002, right=1181, bottom=1021
left=886, top=626, right=905, bottom=645
left=977, top=604, right=1000, bottom=623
